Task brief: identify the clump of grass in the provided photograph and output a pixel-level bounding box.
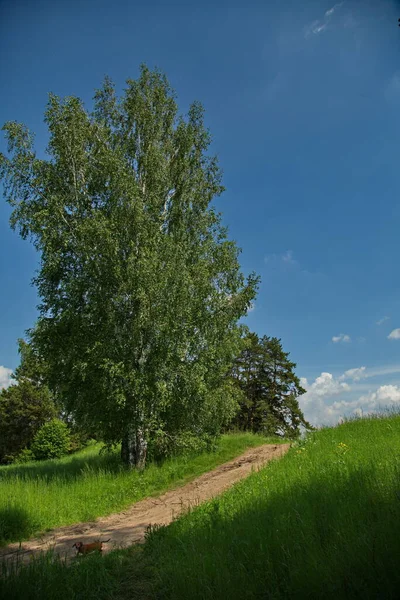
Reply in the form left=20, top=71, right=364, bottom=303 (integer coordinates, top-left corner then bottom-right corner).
left=0, top=432, right=281, bottom=545
left=0, top=506, right=37, bottom=543
left=0, top=546, right=154, bottom=600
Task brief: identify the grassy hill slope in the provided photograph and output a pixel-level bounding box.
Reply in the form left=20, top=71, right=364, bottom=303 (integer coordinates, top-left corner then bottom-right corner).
left=148, top=413, right=400, bottom=599
left=2, top=413, right=400, bottom=599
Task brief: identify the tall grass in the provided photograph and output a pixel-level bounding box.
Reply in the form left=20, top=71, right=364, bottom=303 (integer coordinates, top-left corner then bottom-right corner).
left=146, top=412, right=400, bottom=599
left=0, top=432, right=279, bottom=545
left=4, top=413, right=400, bottom=599
left=0, top=547, right=153, bottom=600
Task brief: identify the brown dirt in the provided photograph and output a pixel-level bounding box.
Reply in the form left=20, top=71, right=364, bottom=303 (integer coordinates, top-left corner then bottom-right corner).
left=0, top=443, right=289, bottom=568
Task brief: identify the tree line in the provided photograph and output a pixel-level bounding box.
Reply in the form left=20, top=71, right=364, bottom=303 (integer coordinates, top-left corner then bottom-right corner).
left=0, top=66, right=312, bottom=467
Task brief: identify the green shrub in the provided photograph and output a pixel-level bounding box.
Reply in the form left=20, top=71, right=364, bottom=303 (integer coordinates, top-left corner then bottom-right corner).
left=67, top=430, right=95, bottom=454
left=0, top=380, right=57, bottom=464
left=147, top=430, right=217, bottom=462
left=31, top=419, right=71, bottom=461
left=13, top=448, right=35, bottom=464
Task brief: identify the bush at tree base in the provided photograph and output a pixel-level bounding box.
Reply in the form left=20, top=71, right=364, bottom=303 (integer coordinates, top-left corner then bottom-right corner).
left=30, top=419, right=71, bottom=461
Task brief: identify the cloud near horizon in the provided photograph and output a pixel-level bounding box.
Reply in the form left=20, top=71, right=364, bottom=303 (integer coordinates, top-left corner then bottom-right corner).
left=299, top=366, right=400, bottom=427
left=0, top=366, right=13, bottom=390
left=299, top=372, right=350, bottom=425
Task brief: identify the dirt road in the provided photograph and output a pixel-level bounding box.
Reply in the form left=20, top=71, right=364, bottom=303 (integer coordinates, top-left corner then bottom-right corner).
left=0, top=443, right=290, bottom=566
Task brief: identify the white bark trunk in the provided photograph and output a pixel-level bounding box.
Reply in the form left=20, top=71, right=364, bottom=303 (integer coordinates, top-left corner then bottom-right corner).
left=121, top=424, right=147, bottom=470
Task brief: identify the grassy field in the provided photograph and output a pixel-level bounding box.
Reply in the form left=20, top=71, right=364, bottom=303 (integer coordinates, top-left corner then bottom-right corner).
left=147, top=412, right=400, bottom=599
left=0, top=432, right=280, bottom=545
left=2, top=413, right=400, bottom=599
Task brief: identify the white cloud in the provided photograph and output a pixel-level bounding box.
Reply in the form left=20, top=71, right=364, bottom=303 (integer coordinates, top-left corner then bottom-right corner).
left=306, top=21, right=328, bottom=36
left=388, top=329, right=400, bottom=340
left=363, top=364, right=400, bottom=379
left=332, top=333, right=351, bottom=343
left=325, top=3, right=344, bottom=17
left=301, top=372, right=350, bottom=396
left=376, top=316, right=389, bottom=326
left=299, top=372, right=351, bottom=425
left=282, top=250, right=295, bottom=263
left=339, top=366, right=366, bottom=381
left=304, top=2, right=344, bottom=38
left=358, top=385, right=400, bottom=408
left=0, top=366, right=13, bottom=390
left=334, top=385, right=400, bottom=421
left=264, top=250, right=297, bottom=265
left=299, top=367, right=400, bottom=427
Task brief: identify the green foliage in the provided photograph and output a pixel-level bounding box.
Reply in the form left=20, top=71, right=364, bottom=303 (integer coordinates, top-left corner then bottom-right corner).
left=147, top=430, right=217, bottom=462
left=30, top=419, right=71, bottom=461
left=12, top=338, right=49, bottom=386
left=0, top=339, right=57, bottom=464
left=0, top=380, right=57, bottom=464
left=0, top=65, right=259, bottom=468
left=0, top=433, right=279, bottom=544
left=68, top=429, right=93, bottom=454
left=230, top=332, right=313, bottom=438
left=13, top=448, right=35, bottom=464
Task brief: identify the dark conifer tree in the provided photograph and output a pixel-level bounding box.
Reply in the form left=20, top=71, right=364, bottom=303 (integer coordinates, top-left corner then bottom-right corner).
left=230, top=333, right=313, bottom=438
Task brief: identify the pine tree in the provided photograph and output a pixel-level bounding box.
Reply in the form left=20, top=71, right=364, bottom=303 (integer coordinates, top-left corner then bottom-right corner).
left=231, top=333, right=313, bottom=438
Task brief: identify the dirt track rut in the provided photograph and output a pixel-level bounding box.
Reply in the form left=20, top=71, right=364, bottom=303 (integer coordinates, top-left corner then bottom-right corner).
left=0, top=443, right=290, bottom=566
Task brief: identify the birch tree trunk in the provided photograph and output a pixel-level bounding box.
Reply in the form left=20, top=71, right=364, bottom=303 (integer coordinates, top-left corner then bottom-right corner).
left=121, top=424, right=148, bottom=470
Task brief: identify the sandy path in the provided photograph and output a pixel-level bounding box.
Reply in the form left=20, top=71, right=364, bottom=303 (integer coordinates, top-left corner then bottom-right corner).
left=0, top=443, right=289, bottom=567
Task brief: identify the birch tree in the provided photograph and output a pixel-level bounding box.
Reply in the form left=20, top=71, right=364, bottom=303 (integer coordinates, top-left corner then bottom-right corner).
left=0, top=66, right=259, bottom=468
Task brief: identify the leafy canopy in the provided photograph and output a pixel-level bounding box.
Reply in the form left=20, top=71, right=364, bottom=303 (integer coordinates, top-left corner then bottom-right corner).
left=0, top=66, right=259, bottom=460
left=0, top=340, right=57, bottom=464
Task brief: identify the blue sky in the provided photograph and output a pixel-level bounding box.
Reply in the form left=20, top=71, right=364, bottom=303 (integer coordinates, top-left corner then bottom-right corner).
left=0, top=0, right=399, bottom=426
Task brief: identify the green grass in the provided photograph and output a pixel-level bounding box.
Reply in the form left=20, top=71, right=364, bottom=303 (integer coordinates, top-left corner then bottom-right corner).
left=3, top=413, right=400, bottom=599
left=0, top=547, right=153, bottom=600
left=0, top=432, right=280, bottom=545
left=146, top=412, right=400, bottom=599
